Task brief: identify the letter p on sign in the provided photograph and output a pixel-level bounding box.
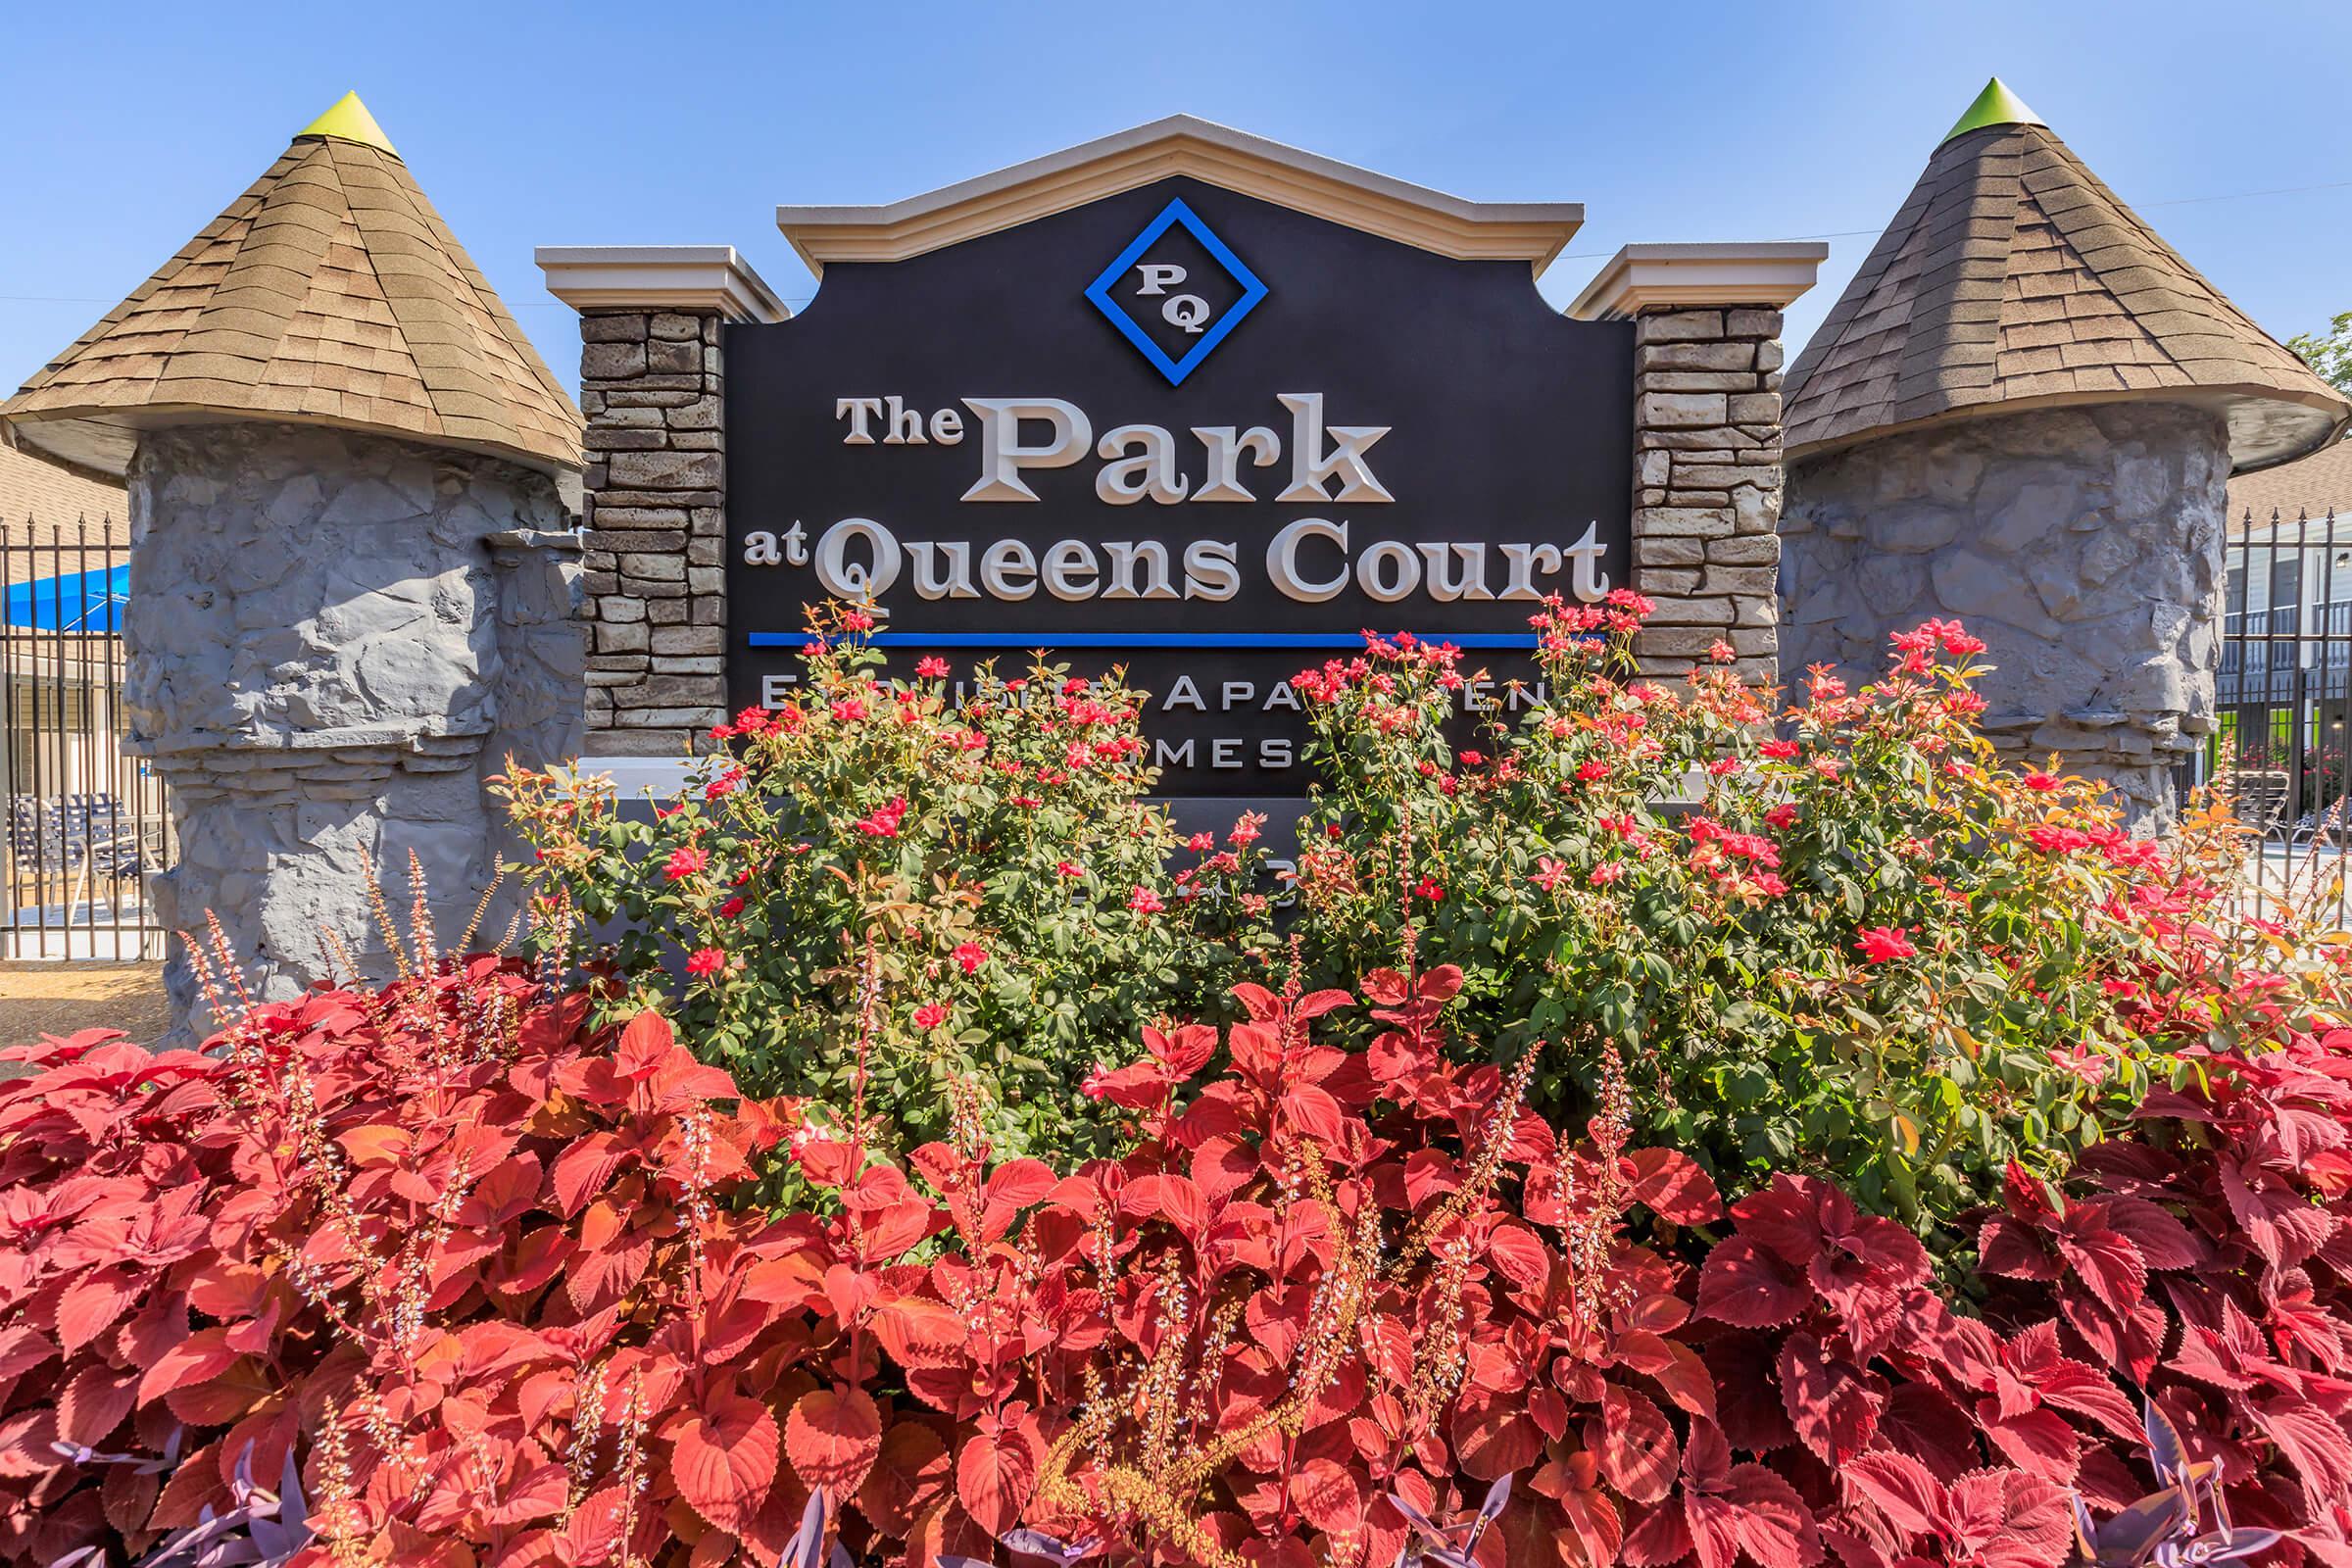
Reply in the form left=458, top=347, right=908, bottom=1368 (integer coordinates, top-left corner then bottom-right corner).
left=1134, top=263, right=1188, bottom=296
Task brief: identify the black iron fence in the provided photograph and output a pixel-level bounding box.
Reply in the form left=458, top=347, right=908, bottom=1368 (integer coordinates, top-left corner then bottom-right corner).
left=2198, top=507, right=2352, bottom=923
left=0, top=518, right=172, bottom=959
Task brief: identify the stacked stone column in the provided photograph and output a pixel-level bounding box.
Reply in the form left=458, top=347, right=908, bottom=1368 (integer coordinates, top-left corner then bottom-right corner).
left=542, top=248, right=786, bottom=760
left=577, top=313, right=730, bottom=753
left=1626, top=307, right=1788, bottom=682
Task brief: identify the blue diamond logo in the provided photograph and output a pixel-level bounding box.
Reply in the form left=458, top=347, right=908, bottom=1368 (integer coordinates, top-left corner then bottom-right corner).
left=1086, top=199, right=1268, bottom=385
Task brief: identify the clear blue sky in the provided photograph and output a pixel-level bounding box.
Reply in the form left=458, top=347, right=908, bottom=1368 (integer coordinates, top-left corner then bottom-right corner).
left=3, top=0, right=2347, bottom=398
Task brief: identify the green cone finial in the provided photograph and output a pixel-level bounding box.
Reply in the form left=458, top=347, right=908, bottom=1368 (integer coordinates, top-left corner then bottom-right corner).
left=1943, top=77, right=2044, bottom=144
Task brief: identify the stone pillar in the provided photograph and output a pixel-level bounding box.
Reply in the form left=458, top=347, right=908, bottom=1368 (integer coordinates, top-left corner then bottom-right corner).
left=1780, top=403, right=2230, bottom=823
left=125, top=423, right=577, bottom=1030
left=1629, top=307, right=1788, bottom=681
left=537, top=248, right=789, bottom=757
left=1565, top=244, right=1827, bottom=682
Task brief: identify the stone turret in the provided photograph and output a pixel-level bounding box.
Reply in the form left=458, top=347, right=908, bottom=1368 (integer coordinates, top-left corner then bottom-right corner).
left=1780, top=79, right=2350, bottom=822
left=0, top=92, right=586, bottom=1035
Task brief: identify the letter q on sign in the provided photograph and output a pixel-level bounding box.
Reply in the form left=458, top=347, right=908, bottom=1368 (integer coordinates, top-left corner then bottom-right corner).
left=1161, top=296, right=1210, bottom=334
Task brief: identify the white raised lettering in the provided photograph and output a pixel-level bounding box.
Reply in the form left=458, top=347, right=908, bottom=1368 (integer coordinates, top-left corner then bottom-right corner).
left=1566, top=519, right=1612, bottom=602
left=1135, top=264, right=1187, bottom=296
left=1267, top=517, right=1349, bottom=603
left=835, top=398, right=883, bottom=444
left=960, top=398, right=1092, bottom=502
left=1042, top=539, right=1101, bottom=601
left=1192, top=425, right=1281, bottom=502
left=742, top=530, right=781, bottom=565
left=814, top=518, right=902, bottom=598
left=1163, top=675, right=1206, bottom=711
left=1276, top=393, right=1393, bottom=504
left=979, top=538, right=1038, bottom=599
left=1417, top=542, right=1494, bottom=603
left=929, top=408, right=964, bottom=444
left=1095, top=424, right=1190, bottom=506
left=1499, top=542, right=1563, bottom=600
left=906, top=540, right=978, bottom=600
left=1356, top=540, right=1420, bottom=603
left=1102, top=540, right=1179, bottom=601
left=884, top=396, right=926, bottom=445
left=1184, top=539, right=1239, bottom=601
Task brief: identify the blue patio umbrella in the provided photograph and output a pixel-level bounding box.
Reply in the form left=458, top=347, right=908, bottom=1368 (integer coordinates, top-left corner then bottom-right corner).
left=2, top=563, right=128, bottom=633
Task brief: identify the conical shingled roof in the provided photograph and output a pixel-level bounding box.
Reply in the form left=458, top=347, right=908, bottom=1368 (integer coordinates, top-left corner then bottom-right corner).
left=0, top=93, right=581, bottom=478
left=1786, top=81, right=2348, bottom=471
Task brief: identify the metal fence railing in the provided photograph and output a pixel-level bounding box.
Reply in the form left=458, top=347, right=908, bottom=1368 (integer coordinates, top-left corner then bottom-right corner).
left=2199, top=506, right=2352, bottom=920
left=1, top=517, right=173, bottom=959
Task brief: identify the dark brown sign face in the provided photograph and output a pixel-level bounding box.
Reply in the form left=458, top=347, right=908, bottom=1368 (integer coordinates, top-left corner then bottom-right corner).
left=725, top=174, right=1634, bottom=799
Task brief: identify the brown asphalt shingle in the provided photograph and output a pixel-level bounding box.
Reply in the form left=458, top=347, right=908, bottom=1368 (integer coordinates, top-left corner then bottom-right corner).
left=1786, top=121, right=2348, bottom=468
left=2, top=131, right=580, bottom=477
left=2229, top=437, right=2352, bottom=528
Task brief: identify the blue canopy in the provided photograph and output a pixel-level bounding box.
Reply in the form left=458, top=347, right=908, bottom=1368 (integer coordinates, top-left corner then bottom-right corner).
left=3, top=564, right=127, bottom=633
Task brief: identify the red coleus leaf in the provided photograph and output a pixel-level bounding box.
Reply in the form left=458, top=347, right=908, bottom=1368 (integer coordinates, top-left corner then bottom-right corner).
left=551, top=1133, right=629, bottom=1219
left=1977, top=1403, right=2079, bottom=1485
left=785, top=1386, right=883, bottom=1494
left=136, top=1325, right=237, bottom=1405
left=859, top=1422, right=952, bottom=1538
left=982, top=1159, right=1056, bottom=1239
left=56, top=1364, right=138, bottom=1447
left=1775, top=1334, right=1883, bottom=1467
left=1145, top=1022, right=1220, bottom=1079
left=1280, top=1084, right=1349, bottom=1146
left=1696, top=1237, right=1810, bottom=1328
left=1941, top=1468, right=2073, bottom=1568
left=871, top=1295, right=967, bottom=1368
left=1839, top=1450, right=1941, bottom=1537
left=57, top=1267, right=146, bottom=1355
left=668, top=1391, right=779, bottom=1535
left=2054, top=1224, right=2146, bottom=1316
left=1452, top=1393, right=1544, bottom=1481
left=1627, top=1149, right=1724, bottom=1224
left=1680, top=1424, right=1821, bottom=1568
left=1486, top=1222, right=1550, bottom=1293
left=2221, top=1157, right=2332, bottom=1269
left=1593, top=1384, right=1679, bottom=1504
left=2252, top=1396, right=2352, bottom=1515
left=956, top=1422, right=1037, bottom=1536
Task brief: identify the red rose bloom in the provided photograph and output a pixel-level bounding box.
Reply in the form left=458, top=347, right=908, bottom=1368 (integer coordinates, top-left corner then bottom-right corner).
left=1854, top=926, right=1917, bottom=963
left=686, top=947, right=726, bottom=977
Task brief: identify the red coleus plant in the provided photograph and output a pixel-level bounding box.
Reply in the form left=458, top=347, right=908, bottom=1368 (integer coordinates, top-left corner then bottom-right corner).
left=0, top=953, right=2348, bottom=1568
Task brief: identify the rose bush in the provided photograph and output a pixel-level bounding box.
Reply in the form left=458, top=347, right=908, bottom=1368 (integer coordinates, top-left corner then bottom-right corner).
left=500, top=603, right=1274, bottom=1159
left=1283, top=597, right=2329, bottom=1230
left=0, top=934, right=2346, bottom=1568
left=514, top=600, right=2333, bottom=1230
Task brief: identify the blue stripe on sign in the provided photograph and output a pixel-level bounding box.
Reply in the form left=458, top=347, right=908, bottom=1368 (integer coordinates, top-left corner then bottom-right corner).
left=745, top=631, right=1542, bottom=650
